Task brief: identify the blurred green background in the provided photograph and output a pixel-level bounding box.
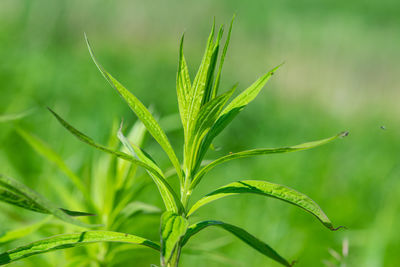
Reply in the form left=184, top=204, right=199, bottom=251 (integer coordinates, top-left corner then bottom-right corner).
left=1, top=0, right=399, bottom=266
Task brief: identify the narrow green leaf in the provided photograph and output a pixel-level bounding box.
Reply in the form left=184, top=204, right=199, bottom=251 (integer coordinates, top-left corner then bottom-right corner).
left=160, top=211, right=189, bottom=265
left=48, top=108, right=169, bottom=185
left=222, top=64, right=282, bottom=116
left=0, top=187, right=95, bottom=217
left=0, top=231, right=159, bottom=265
left=181, top=220, right=292, bottom=267
left=85, top=34, right=184, bottom=186
left=60, top=209, right=96, bottom=217
left=0, top=217, right=51, bottom=244
left=186, top=22, right=216, bottom=134
left=16, top=128, right=89, bottom=202
left=188, top=180, right=340, bottom=231
left=118, top=127, right=182, bottom=213
left=201, top=25, right=223, bottom=105
left=0, top=175, right=99, bottom=228
left=0, top=188, right=49, bottom=214
left=212, top=14, right=235, bottom=99
left=176, top=34, right=191, bottom=131
left=191, top=132, right=348, bottom=189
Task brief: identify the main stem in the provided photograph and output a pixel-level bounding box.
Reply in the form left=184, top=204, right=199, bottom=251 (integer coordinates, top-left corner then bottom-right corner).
left=167, top=133, right=200, bottom=266
left=167, top=167, right=192, bottom=267
left=167, top=245, right=182, bottom=267
left=180, top=173, right=192, bottom=213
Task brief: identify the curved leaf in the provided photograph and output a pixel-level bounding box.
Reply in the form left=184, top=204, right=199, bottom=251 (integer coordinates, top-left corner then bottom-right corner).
left=0, top=187, right=95, bottom=218
left=160, top=211, right=189, bottom=265
left=48, top=109, right=169, bottom=184
left=191, top=132, right=348, bottom=189
left=118, top=127, right=182, bottom=213
left=0, top=231, right=159, bottom=265
left=84, top=34, right=184, bottom=185
left=181, top=220, right=292, bottom=267
left=188, top=180, right=339, bottom=231
left=0, top=175, right=99, bottom=228
left=222, top=64, right=282, bottom=116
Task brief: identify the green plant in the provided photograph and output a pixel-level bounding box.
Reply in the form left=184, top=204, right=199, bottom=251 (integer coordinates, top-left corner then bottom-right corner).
left=0, top=17, right=347, bottom=266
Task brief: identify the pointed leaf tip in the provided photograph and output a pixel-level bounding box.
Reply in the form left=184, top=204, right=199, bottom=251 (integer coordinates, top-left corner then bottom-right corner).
left=331, top=225, right=347, bottom=231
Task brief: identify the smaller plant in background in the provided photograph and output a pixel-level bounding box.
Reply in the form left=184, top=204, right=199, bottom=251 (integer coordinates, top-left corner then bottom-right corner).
left=323, top=239, right=349, bottom=267
left=1, top=119, right=167, bottom=266
left=0, top=16, right=347, bottom=266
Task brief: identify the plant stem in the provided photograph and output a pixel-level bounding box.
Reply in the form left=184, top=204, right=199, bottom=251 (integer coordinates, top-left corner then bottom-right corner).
left=180, top=172, right=192, bottom=214
left=168, top=245, right=182, bottom=267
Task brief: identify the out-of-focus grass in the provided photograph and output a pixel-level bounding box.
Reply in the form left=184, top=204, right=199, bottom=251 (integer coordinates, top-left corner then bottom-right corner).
left=0, top=0, right=399, bottom=266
